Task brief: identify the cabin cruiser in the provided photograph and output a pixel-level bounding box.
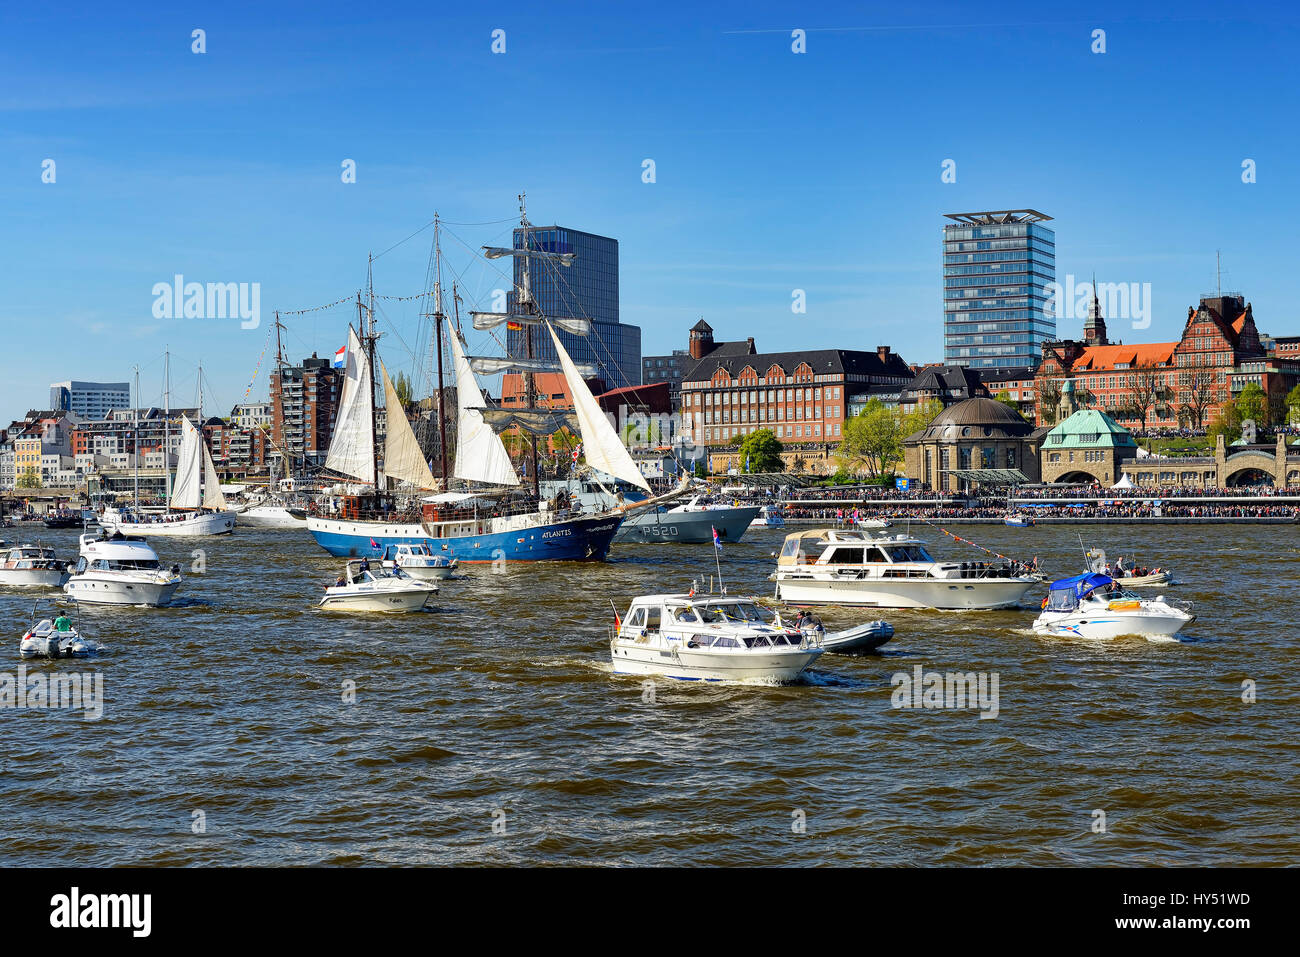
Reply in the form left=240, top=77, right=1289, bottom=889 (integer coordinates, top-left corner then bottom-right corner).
left=0, top=544, right=70, bottom=587
left=62, top=532, right=183, bottom=606
left=20, top=602, right=100, bottom=658
left=318, top=560, right=438, bottom=612
left=380, top=543, right=458, bottom=580
left=614, top=495, right=760, bottom=544
left=771, top=528, right=1037, bottom=610
left=750, top=503, right=786, bottom=528
left=1003, top=513, right=1034, bottom=527
left=1033, top=573, right=1194, bottom=639
left=610, top=593, right=823, bottom=682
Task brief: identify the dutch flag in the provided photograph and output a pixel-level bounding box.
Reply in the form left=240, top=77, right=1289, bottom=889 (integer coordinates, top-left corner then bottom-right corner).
left=334, top=346, right=347, bottom=369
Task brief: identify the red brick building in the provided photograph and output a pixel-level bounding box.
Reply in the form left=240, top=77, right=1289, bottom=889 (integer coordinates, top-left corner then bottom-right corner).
left=1035, top=294, right=1266, bottom=429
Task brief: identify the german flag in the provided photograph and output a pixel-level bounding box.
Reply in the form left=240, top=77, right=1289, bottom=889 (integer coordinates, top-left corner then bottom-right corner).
left=506, top=320, right=523, bottom=331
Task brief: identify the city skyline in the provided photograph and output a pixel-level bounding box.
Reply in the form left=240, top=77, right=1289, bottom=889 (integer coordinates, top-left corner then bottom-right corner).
left=2, top=1, right=1297, bottom=418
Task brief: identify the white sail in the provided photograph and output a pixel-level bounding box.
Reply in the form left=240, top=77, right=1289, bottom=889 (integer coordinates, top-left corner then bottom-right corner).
left=450, top=331, right=520, bottom=487
left=170, top=415, right=203, bottom=509
left=323, top=327, right=376, bottom=485
left=380, top=360, right=438, bottom=490
left=545, top=320, right=650, bottom=492
left=470, top=312, right=591, bottom=336
left=202, top=440, right=227, bottom=509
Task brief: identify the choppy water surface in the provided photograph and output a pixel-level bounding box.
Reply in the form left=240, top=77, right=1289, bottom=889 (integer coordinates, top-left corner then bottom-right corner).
left=0, top=522, right=1296, bottom=866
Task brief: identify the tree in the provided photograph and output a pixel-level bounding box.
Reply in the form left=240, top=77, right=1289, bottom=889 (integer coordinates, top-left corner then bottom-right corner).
left=1287, top=384, right=1300, bottom=425
left=738, top=428, right=785, bottom=472
left=1237, top=382, right=1269, bottom=428
left=16, top=467, right=41, bottom=489
left=1176, top=352, right=1220, bottom=431
left=1034, top=377, right=1063, bottom=426
left=1120, top=362, right=1171, bottom=438
left=1207, top=398, right=1244, bottom=443
left=994, top=390, right=1018, bottom=410
left=837, top=400, right=901, bottom=477
left=390, top=370, right=415, bottom=408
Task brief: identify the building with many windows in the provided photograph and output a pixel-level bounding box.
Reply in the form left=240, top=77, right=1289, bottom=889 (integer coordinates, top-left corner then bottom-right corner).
left=943, top=210, right=1056, bottom=369
left=1036, top=293, right=1266, bottom=429
left=903, top=397, right=1047, bottom=491
left=49, top=380, right=131, bottom=419
left=505, top=224, right=641, bottom=390
left=270, top=354, right=342, bottom=470
left=680, top=343, right=914, bottom=459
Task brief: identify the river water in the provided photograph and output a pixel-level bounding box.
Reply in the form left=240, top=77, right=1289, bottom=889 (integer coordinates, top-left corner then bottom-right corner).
left=1, top=521, right=1296, bottom=866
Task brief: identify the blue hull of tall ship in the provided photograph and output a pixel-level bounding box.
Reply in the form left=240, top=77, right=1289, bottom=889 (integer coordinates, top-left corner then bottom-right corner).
left=306, top=513, right=624, bottom=562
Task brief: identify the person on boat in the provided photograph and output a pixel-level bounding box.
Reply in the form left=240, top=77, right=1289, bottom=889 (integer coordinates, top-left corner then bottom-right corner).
left=795, top=610, right=824, bottom=634
left=54, top=612, right=72, bottom=632
left=358, top=557, right=370, bottom=573
left=334, top=574, right=346, bottom=588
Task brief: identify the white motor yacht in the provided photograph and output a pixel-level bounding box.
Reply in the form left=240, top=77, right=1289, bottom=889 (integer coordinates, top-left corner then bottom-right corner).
left=318, top=560, right=438, bottom=612
left=610, top=593, right=823, bottom=682
left=63, top=533, right=183, bottom=606
left=750, top=503, right=786, bottom=528
left=0, top=544, right=70, bottom=587
left=771, top=528, right=1037, bottom=610
left=1033, top=573, right=1194, bottom=640
left=380, top=544, right=458, bottom=581
left=237, top=502, right=308, bottom=528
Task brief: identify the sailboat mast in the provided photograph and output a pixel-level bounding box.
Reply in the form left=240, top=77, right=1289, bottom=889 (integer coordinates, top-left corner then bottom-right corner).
left=133, top=365, right=140, bottom=508
left=163, top=350, right=171, bottom=512
left=364, top=257, right=381, bottom=493
left=518, top=193, right=540, bottom=499
left=273, top=310, right=288, bottom=485
left=433, top=217, right=449, bottom=486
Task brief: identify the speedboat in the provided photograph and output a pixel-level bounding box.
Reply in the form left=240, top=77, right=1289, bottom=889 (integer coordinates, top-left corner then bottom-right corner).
left=855, top=517, right=892, bottom=529
left=750, top=503, right=786, bottom=528
left=318, top=561, right=438, bottom=612
left=1003, top=513, right=1034, bottom=527
left=62, top=532, right=183, bottom=606
left=19, top=602, right=100, bottom=658
left=1032, top=573, right=1194, bottom=639
left=380, top=543, right=458, bottom=581
left=609, top=593, right=823, bottom=682
left=0, top=544, right=70, bottom=587
left=771, top=528, right=1037, bottom=610
left=1084, top=549, right=1173, bottom=587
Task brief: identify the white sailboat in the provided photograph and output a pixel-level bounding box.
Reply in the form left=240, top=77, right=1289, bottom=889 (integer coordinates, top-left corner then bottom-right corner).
left=102, top=414, right=236, bottom=536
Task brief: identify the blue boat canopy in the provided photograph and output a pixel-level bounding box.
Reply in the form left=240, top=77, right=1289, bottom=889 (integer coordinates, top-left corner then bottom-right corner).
left=1048, top=572, right=1114, bottom=596
left=1045, top=573, right=1114, bottom=611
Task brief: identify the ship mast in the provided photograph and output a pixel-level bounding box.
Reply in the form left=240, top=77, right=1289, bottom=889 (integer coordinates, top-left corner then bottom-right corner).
left=364, top=254, right=381, bottom=494
left=163, top=349, right=171, bottom=513
left=133, top=364, right=140, bottom=508
left=428, top=215, right=450, bottom=486
left=517, top=193, right=541, bottom=499
left=273, top=310, right=290, bottom=485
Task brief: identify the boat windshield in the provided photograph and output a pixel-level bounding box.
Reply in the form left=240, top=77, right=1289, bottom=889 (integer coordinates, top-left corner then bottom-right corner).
left=697, top=602, right=773, bottom=624
left=885, top=544, right=932, bottom=562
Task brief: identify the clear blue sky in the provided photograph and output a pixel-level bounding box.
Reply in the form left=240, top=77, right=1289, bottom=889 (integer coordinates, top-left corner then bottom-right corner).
left=2, top=0, right=1297, bottom=416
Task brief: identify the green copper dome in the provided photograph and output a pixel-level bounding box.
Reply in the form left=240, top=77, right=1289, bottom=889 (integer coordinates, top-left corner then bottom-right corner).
left=1042, top=409, right=1137, bottom=449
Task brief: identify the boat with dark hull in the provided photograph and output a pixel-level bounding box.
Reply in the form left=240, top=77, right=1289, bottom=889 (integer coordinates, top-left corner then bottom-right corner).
left=615, top=497, right=759, bottom=544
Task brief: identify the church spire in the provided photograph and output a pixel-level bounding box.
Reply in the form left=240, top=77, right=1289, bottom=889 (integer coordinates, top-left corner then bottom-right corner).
left=1083, top=273, right=1108, bottom=346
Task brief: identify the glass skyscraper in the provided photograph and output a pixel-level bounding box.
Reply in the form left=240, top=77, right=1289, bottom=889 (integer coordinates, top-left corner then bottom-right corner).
left=942, top=210, right=1056, bottom=369
left=506, top=225, right=641, bottom=389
